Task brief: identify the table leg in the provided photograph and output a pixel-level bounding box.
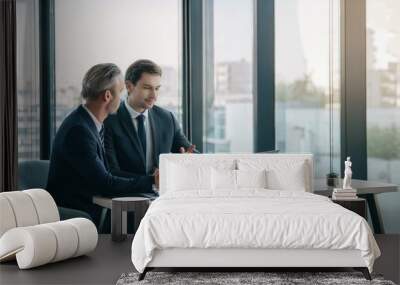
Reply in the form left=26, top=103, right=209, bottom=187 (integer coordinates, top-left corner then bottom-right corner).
left=359, top=193, right=384, bottom=234
left=122, top=211, right=127, bottom=235
left=98, top=208, right=108, bottom=233
left=111, top=201, right=125, bottom=241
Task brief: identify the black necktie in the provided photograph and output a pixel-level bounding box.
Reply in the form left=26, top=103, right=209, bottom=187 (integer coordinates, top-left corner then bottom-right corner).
left=98, top=125, right=109, bottom=170
left=99, top=125, right=105, bottom=147
left=137, top=114, right=146, bottom=160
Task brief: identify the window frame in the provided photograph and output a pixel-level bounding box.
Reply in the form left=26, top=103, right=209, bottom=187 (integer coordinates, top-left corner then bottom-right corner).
left=39, top=0, right=56, bottom=159
left=37, top=0, right=368, bottom=179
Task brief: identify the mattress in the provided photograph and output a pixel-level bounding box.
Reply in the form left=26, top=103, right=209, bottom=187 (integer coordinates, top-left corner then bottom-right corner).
left=131, top=190, right=380, bottom=273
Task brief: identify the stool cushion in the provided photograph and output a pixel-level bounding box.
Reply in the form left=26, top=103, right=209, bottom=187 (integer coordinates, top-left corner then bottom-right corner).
left=0, top=189, right=97, bottom=269
left=0, top=218, right=98, bottom=269
left=0, top=189, right=59, bottom=236
left=0, top=196, right=17, bottom=237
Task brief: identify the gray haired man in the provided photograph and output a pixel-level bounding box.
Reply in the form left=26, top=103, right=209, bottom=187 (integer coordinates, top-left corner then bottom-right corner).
left=47, top=63, right=158, bottom=231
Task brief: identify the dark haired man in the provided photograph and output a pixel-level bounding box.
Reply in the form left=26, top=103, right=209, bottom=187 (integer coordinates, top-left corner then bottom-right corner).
left=47, top=63, right=157, bottom=227
left=104, top=59, right=196, bottom=192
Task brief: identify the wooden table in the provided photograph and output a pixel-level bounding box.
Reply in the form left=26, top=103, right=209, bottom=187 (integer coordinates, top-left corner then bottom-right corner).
left=314, top=178, right=399, bottom=234
left=93, top=196, right=150, bottom=240
left=111, top=197, right=150, bottom=242
left=332, top=198, right=366, bottom=219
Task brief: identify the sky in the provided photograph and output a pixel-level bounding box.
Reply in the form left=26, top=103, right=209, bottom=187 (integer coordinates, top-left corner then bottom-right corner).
left=367, top=0, right=400, bottom=69
left=55, top=0, right=181, bottom=87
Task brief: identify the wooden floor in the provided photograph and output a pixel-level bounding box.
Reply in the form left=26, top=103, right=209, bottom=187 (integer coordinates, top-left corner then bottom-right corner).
left=0, top=234, right=398, bottom=285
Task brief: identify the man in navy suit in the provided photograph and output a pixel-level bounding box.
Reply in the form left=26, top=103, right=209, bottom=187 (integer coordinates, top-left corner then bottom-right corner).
left=47, top=63, right=158, bottom=226
left=104, top=59, right=196, bottom=184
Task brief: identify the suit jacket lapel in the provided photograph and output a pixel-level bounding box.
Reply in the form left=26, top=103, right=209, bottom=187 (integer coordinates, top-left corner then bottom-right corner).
left=148, top=109, right=160, bottom=167
left=118, top=103, right=146, bottom=166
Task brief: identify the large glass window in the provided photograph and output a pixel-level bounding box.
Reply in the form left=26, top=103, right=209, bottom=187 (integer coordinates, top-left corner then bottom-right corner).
left=367, top=0, right=400, bottom=233
left=203, top=0, right=254, bottom=153
left=54, top=0, right=183, bottom=130
left=275, top=0, right=341, bottom=178
left=16, top=0, right=40, bottom=161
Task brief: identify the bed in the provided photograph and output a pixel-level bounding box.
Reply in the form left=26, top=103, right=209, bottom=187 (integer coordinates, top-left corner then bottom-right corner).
left=131, top=154, right=380, bottom=280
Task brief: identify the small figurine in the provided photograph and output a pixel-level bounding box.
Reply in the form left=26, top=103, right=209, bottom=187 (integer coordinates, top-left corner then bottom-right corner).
left=343, top=157, right=353, bottom=189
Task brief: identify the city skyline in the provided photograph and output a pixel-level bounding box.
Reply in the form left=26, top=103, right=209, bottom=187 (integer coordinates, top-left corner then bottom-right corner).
left=17, top=0, right=400, bottom=169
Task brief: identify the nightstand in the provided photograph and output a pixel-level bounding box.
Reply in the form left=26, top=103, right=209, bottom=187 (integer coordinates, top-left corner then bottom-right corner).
left=332, top=198, right=367, bottom=219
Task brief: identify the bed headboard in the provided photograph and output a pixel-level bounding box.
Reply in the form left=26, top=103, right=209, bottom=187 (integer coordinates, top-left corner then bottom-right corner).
left=159, top=153, right=314, bottom=194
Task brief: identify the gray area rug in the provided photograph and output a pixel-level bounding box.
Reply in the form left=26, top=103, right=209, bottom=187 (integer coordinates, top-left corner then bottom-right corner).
left=116, top=272, right=396, bottom=285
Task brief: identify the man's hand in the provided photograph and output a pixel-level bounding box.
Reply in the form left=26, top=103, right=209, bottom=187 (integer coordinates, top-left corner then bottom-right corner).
left=153, top=168, right=160, bottom=190
left=179, top=144, right=196, bottom=154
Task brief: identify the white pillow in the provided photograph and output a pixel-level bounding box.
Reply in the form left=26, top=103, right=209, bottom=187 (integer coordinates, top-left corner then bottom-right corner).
left=164, top=159, right=236, bottom=193
left=211, top=168, right=236, bottom=190
left=167, top=163, right=211, bottom=191
left=265, top=162, right=307, bottom=191
left=238, top=159, right=309, bottom=191
left=211, top=169, right=268, bottom=190
left=236, top=169, right=267, bottom=189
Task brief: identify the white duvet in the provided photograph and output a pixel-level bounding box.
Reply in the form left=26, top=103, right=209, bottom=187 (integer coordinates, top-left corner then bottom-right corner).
left=131, top=190, right=380, bottom=273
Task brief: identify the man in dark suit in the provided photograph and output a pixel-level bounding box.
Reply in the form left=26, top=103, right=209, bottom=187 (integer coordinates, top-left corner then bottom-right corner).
left=47, top=63, right=158, bottom=226
left=104, top=59, right=196, bottom=185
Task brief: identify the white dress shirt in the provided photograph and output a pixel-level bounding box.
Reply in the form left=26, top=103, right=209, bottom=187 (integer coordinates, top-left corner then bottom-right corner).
left=82, top=104, right=103, bottom=133
left=124, top=100, right=154, bottom=174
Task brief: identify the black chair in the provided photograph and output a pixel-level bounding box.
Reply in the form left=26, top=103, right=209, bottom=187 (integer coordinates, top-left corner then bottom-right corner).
left=18, top=160, right=92, bottom=221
